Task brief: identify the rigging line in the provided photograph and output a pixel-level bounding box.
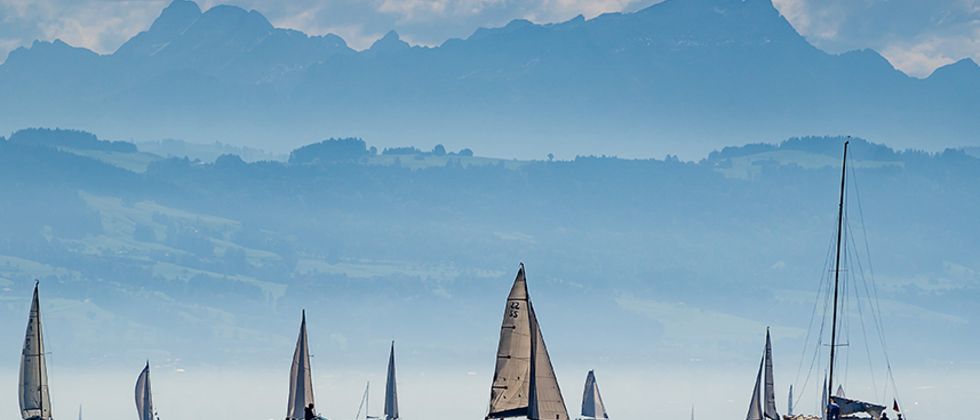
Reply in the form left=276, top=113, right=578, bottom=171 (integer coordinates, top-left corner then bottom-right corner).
left=848, top=226, right=880, bottom=399
left=849, top=166, right=906, bottom=410
left=792, top=228, right=837, bottom=393
left=793, top=237, right=837, bottom=409
left=845, top=223, right=880, bottom=400
left=839, top=203, right=852, bottom=392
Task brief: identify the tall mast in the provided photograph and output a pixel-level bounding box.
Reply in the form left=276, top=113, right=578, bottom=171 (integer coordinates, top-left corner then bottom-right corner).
left=828, top=140, right=849, bottom=404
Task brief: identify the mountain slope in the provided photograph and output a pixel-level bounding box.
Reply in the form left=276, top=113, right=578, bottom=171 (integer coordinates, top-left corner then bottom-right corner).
left=0, top=0, right=977, bottom=158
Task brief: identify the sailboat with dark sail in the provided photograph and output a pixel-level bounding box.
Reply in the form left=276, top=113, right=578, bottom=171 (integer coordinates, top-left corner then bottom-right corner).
left=384, top=341, right=399, bottom=420
left=20, top=282, right=53, bottom=420
left=486, top=263, right=569, bottom=420
left=352, top=342, right=399, bottom=420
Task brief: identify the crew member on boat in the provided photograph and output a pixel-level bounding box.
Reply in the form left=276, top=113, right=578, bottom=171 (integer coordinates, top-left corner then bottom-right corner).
left=827, top=401, right=840, bottom=420
left=305, top=403, right=316, bottom=420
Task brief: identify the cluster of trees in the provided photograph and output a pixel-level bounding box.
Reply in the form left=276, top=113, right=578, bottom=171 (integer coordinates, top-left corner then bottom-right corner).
left=288, top=137, right=474, bottom=164
left=7, top=128, right=138, bottom=152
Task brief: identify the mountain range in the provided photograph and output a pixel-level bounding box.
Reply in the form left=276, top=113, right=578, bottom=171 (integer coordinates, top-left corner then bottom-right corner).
left=1, top=0, right=978, bottom=158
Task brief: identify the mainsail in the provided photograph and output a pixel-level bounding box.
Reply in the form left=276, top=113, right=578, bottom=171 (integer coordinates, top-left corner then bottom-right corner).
left=384, top=341, right=399, bottom=420
left=580, top=370, right=608, bottom=419
left=763, top=330, right=779, bottom=420
left=20, top=283, right=52, bottom=420
left=487, top=264, right=569, bottom=420
left=747, top=329, right=778, bottom=420
left=286, top=310, right=316, bottom=420
left=135, top=362, right=154, bottom=420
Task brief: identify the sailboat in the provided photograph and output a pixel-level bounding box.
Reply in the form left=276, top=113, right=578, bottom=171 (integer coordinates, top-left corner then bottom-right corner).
left=287, top=310, right=324, bottom=420
left=352, top=342, right=399, bottom=420
left=745, top=329, right=779, bottom=420
left=384, top=342, right=399, bottom=420
left=780, top=142, right=897, bottom=420
left=578, top=370, right=608, bottom=419
left=486, top=263, right=569, bottom=420
left=135, top=362, right=156, bottom=420
left=20, top=281, right=53, bottom=420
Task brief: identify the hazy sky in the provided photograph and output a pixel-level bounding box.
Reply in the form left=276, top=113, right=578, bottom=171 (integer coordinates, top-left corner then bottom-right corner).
left=0, top=0, right=977, bottom=77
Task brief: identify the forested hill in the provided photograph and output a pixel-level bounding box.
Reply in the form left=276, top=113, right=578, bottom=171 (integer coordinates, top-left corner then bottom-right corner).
left=0, top=129, right=977, bottom=369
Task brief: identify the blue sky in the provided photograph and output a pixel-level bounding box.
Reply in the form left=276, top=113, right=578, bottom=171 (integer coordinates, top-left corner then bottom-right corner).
left=0, top=0, right=977, bottom=76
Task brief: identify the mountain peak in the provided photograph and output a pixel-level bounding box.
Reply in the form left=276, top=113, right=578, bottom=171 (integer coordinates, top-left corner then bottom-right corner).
left=198, top=4, right=273, bottom=32
left=368, top=31, right=410, bottom=53
left=115, top=0, right=201, bottom=56
left=150, top=0, right=202, bottom=35
left=928, top=57, right=980, bottom=81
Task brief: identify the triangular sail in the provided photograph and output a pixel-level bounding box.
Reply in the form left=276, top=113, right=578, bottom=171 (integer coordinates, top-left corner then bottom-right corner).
left=20, top=283, right=52, bottom=420
left=763, top=330, right=779, bottom=420
left=286, top=311, right=315, bottom=420
left=487, top=266, right=533, bottom=419
left=135, top=362, right=154, bottom=420
left=526, top=301, right=569, bottom=420
left=580, top=370, right=608, bottom=419
left=487, top=264, right=569, bottom=420
left=384, top=342, right=399, bottom=420
left=745, top=356, right=763, bottom=420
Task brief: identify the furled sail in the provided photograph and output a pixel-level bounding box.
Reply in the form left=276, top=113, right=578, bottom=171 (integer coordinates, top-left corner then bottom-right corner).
left=763, top=330, right=779, bottom=420
left=830, top=396, right=885, bottom=419
left=487, top=264, right=569, bottom=420
left=384, top=341, right=399, bottom=420
left=580, top=370, right=608, bottom=419
left=787, top=385, right=794, bottom=417
left=20, top=283, right=52, bottom=420
left=746, top=356, right=763, bottom=420
left=286, top=311, right=316, bottom=420
left=135, top=362, right=154, bottom=420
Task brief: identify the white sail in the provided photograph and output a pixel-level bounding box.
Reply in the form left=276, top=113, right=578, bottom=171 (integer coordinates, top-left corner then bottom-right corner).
left=527, top=301, right=569, bottom=420
left=746, top=356, right=763, bottom=420
left=487, top=264, right=569, bottom=420
left=763, top=330, right=779, bottom=420
left=580, top=370, right=608, bottom=419
left=384, top=342, right=399, bottom=420
left=287, top=311, right=316, bottom=420
left=20, top=283, right=52, bottom=420
left=135, top=362, right=154, bottom=420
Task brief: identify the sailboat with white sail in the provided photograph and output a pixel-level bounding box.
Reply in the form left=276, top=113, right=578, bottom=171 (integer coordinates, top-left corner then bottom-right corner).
left=135, top=362, right=157, bottom=420
left=20, top=282, right=53, bottom=420
left=287, top=310, right=325, bottom=420
left=486, top=263, right=569, bottom=420
left=745, top=329, right=779, bottom=420
left=578, top=370, right=608, bottom=420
